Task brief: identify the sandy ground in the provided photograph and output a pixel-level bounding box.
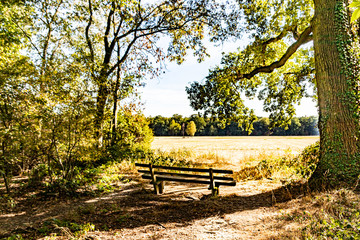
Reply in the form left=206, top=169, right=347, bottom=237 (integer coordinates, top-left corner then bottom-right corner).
left=0, top=176, right=309, bottom=240
left=0, top=137, right=318, bottom=239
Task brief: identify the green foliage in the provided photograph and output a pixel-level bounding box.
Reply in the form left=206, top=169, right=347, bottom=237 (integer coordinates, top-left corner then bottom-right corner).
left=295, top=141, right=320, bottom=179
left=235, top=142, right=319, bottom=181
left=148, top=115, right=318, bottom=136
left=6, top=234, right=24, bottom=240
left=25, top=160, right=131, bottom=197
left=28, top=164, right=49, bottom=187
left=169, top=120, right=182, bottom=136
left=105, top=105, right=153, bottom=161
left=0, top=0, right=35, bottom=194
left=39, top=218, right=95, bottom=239
left=186, top=0, right=315, bottom=130
left=186, top=121, right=197, bottom=136
left=301, top=189, right=360, bottom=239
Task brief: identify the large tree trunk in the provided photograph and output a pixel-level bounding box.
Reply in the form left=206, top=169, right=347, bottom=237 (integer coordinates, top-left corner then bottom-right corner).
left=311, top=0, right=360, bottom=188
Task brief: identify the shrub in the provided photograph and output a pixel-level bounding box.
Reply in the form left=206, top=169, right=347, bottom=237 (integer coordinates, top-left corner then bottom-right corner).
left=234, top=141, right=320, bottom=182
left=28, top=164, right=49, bottom=187
left=104, top=106, right=153, bottom=162
left=301, top=189, right=360, bottom=239
left=294, top=141, right=319, bottom=179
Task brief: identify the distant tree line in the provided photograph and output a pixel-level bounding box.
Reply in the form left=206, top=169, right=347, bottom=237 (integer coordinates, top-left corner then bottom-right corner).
left=147, top=115, right=318, bottom=136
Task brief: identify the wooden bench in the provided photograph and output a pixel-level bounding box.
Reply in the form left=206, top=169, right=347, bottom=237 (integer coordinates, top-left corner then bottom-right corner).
left=135, top=163, right=236, bottom=196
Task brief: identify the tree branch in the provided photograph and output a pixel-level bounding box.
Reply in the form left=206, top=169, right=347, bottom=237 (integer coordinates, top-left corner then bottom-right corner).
left=107, top=34, right=138, bottom=75
left=10, top=17, right=43, bottom=59
left=85, top=0, right=94, bottom=64
left=260, top=29, right=288, bottom=52
left=239, top=24, right=313, bottom=80
left=104, top=1, right=115, bottom=54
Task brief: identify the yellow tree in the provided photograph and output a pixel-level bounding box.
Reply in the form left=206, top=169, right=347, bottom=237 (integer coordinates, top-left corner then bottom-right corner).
left=185, top=121, right=197, bottom=136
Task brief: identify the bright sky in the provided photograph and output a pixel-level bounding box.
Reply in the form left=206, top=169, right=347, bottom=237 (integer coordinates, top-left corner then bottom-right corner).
left=140, top=39, right=318, bottom=118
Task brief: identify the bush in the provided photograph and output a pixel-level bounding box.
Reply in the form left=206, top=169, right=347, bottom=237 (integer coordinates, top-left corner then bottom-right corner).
left=185, top=121, right=197, bottom=136
left=234, top=141, right=320, bottom=182
left=294, top=141, right=319, bottom=179
left=104, top=106, right=153, bottom=162
left=301, top=189, right=360, bottom=239
left=28, top=164, right=49, bottom=187
left=143, top=149, right=194, bottom=168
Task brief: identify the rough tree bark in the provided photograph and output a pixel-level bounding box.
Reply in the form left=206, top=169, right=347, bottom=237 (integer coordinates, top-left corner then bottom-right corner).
left=310, top=0, right=360, bottom=187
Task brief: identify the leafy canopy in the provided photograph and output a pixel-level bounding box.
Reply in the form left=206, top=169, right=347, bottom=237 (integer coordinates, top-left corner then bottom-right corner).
left=186, top=0, right=315, bottom=130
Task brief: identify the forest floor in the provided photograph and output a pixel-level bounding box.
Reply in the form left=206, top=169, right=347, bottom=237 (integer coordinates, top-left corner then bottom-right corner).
left=1, top=172, right=319, bottom=240
left=2, top=136, right=357, bottom=239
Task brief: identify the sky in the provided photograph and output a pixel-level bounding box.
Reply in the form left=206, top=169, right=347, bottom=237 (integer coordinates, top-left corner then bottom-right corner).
left=140, top=39, right=318, bottom=118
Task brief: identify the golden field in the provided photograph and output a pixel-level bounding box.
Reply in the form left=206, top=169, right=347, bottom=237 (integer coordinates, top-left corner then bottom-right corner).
left=151, top=136, right=319, bottom=167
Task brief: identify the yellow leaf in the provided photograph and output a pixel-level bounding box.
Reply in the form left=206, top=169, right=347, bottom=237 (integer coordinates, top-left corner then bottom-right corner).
left=351, top=8, right=360, bottom=22
left=349, top=0, right=360, bottom=8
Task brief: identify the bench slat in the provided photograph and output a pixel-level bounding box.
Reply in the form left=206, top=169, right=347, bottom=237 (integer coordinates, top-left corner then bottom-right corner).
left=141, top=174, right=236, bottom=186
left=135, top=163, right=233, bottom=174
left=215, top=181, right=237, bottom=187
left=142, top=174, right=210, bottom=184
left=138, top=169, right=234, bottom=181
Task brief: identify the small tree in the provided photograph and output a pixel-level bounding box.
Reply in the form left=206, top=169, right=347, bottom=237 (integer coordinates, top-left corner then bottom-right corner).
left=169, top=120, right=181, bottom=136
left=185, top=121, right=197, bottom=136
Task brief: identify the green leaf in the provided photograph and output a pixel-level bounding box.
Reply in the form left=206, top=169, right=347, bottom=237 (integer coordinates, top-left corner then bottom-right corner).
left=351, top=8, right=360, bottom=22
left=349, top=1, right=360, bottom=8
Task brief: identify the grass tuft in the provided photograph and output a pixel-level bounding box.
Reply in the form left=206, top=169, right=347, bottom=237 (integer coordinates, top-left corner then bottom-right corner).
left=299, top=189, right=360, bottom=239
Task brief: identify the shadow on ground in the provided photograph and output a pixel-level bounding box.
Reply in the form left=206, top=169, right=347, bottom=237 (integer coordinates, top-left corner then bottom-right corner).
left=0, top=181, right=309, bottom=238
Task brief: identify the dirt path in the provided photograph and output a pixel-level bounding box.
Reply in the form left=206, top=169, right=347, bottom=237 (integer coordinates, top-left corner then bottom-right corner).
left=0, top=178, right=309, bottom=239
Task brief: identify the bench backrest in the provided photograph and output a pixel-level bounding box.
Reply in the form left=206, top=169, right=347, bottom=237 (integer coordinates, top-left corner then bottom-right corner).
left=135, top=163, right=236, bottom=195
left=135, top=163, right=233, bottom=174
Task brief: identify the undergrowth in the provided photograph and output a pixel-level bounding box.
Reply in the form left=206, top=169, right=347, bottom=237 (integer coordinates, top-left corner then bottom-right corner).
left=0, top=160, right=135, bottom=215
left=234, top=141, right=320, bottom=183
left=37, top=161, right=133, bottom=197
left=138, top=148, right=204, bottom=168
left=299, top=189, right=360, bottom=239
left=18, top=218, right=96, bottom=240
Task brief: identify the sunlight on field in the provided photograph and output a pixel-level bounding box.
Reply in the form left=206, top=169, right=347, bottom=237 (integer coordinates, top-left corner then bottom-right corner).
left=151, top=136, right=319, bottom=167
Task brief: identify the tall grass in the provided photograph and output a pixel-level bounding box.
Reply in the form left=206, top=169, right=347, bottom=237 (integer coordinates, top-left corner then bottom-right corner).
left=148, top=141, right=320, bottom=184
left=234, top=142, right=319, bottom=182
left=300, top=189, right=360, bottom=239
left=139, top=147, right=230, bottom=168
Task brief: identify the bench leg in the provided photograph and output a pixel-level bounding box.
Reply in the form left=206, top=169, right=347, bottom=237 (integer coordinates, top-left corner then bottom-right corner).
left=153, top=183, right=159, bottom=194
left=211, top=187, right=219, bottom=197
left=149, top=164, right=159, bottom=194
left=151, top=181, right=164, bottom=194
left=158, top=181, right=165, bottom=194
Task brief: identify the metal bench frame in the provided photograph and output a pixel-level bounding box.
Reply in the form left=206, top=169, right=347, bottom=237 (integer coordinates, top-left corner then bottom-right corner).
left=135, top=163, right=236, bottom=196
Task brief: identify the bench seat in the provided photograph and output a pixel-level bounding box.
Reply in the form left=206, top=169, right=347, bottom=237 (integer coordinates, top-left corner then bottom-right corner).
left=135, top=163, right=236, bottom=196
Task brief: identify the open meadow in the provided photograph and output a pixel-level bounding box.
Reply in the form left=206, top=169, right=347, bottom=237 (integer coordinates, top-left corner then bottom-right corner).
left=151, top=136, right=319, bottom=168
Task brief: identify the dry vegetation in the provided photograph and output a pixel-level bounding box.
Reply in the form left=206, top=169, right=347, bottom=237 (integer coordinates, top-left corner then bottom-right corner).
left=151, top=136, right=318, bottom=168
left=2, top=136, right=360, bottom=240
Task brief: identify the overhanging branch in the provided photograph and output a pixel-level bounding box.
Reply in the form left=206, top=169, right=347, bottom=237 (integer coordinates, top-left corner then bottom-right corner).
left=239, top=24, right=313, bottom=80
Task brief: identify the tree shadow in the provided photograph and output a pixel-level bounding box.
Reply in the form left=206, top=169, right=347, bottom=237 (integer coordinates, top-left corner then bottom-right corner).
left=106, top=182, right=308, bottom=229
left=0, top=181, right=309, bottom=238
